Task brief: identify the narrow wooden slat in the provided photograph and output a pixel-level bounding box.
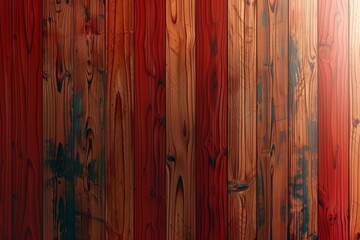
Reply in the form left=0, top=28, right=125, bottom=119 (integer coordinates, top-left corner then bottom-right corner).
left=10, top=0, right=42, bottom=238
left=288, top=0, right=318, bottom=238
left=105, top=0, right=134, bottom=239
left=318, top=0, right=349, bottom=238
left=0, top=0, right=12, bottom=238
left=43, top=0, right=75, bottom=238
left=165, top=0, right=195, bottom=238
left=134, top=0, right=166, bottom=239
left=227, top=0, right=256, bottom=239
left=195, top=0, right=227, bottom=238
left=351, top=1, right=360, bottom=238
left=256, top=0, right=289, bottom=239
left=73, top=0, right=106, bottom=238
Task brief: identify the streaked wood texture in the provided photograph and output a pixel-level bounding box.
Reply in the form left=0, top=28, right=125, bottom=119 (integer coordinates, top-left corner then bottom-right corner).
left=134, top=0, right=166, bottom=239
left=165, top=0, right=195, bottom=239
left=256, top=0, right=289, bottom=239
left=227, top=0, right=257, bottom=239
left=318, top=0, right=349, bottom=238
left=105, top=0, right=134, bottom=239
left=195, top=0, right=228, bottom=239
left=288, top=0, right=318, bottom=238
left=350, top=0, right=360, bottom=239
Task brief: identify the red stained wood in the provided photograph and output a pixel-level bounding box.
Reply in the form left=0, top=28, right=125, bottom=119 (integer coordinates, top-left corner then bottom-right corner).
left=0, top=0, right=12, bottom=238
left=195, top=0, right=227, bottom=239
left=318, top=0, right=349, bottom=238
left=134, top=0, right=166, bottom=239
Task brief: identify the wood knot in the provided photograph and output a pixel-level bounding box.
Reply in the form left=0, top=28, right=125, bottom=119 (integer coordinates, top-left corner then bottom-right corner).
left=357, top=232, right=360, bottom=240
left=353, top=118, right=360, bottom=128
left=228, top=181, right=249, bottom=193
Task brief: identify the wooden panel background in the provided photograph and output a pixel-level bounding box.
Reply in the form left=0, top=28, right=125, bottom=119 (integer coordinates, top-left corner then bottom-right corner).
left=3, top=0, right=360, bottom=239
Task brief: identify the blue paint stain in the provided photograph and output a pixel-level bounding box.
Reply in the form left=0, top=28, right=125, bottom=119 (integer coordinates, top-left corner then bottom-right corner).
left=259, top=109, right=263, bottom=122
left=257, top=83, right=263, bottom=104
left=73, top=93, right=82, bottom=138
left=271, top=97, right=276, bottom=123
left=289, top=35, right=301, bottom=112
left=308, top=121, right=318, bottom=153
left=279, top=131, right=286, bottom=142
left=261, top=11, right=267, bottom=27
left=257, top=160, right=265, bottom=227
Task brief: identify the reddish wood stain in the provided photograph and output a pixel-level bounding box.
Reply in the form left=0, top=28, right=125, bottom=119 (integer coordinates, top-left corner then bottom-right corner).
left=134, top=0, right=166, bottom=239
left=195, top=0, right=227, bottom=239
left=318, top=0, right=349, bottom=239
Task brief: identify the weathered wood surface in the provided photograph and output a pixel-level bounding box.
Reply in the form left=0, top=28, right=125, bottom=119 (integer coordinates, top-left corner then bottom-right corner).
left=195, top=0, right=228, bottom=239
left=165, top=0, right=195, bottom=239
left=256, top=0, right=289, bottom=239
left=105, top=0, right=134, bottom=239
left=134, top=0, right=166, bottom=239
left=350, top=0, right=360, bottom=239
left=318, top=0, right=349, bottom=238
left=43, top=0, right=75, bottom=238
left=227, top=0, right=257, bottom=239
left=288, top=0, right=318, bottom=239
left=73, top=0, right=106, bottom=238
left=0, top=0, right=12, bottom=238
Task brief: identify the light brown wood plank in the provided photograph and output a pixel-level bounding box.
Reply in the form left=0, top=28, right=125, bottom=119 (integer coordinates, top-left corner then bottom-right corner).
left=165, top=0, right=195, bottom=238
left=105, top=0, right=134, bottom=239
left=227, top=0, right=257, bottom=239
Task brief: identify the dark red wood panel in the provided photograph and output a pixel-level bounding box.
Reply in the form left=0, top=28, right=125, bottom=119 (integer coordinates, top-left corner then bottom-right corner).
left=0, top=0, right=12, bottom=238
left=318, top=0, right=349, bottom=238
left=134, top=0, right=166, bottom=239
left=195, top=0, right=227, bottom=239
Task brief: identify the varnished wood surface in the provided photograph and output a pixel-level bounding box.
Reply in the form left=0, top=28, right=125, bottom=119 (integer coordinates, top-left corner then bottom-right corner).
left=195, top=0, right=228, bottom=239
left=105, top=0, right=134, bottom=239
left=165, top=0, right=196, bottom=239
left=256, top=0, right=289, bottom=239
left=289, top=0, right=318, bottom=238
left=134, top=0, right=166, bottom=239
left=227, top=0, right=257, bottom=239
left=318, top=0, right=349, bottom=239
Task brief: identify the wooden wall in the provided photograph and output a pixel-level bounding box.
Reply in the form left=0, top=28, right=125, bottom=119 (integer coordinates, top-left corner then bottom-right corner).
left=2, top=0, right=360, bottom=239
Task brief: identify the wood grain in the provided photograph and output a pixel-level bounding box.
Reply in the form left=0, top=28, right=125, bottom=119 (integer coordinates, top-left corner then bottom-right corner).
left=288, top=0, right=318, bottom=239
left=227, top=0, right=257, bottom=239
left=256, top=0, right=289, bottom=239
left=134, top=0, right=166, bottom=239
left=73, top=0, right=106, bottom=238
left=318, top=0, right=349, bottom=238
left=105, top=0, right=134, bottom=239
left=10, top=0, right=43, bottom=239
left=195, top=0, right=227, bottom=239
left=165, top=0, right=195, bottom=239
left=0, top=0, right=12, bottom=238
left=350, top=0, right=360, bottom=239
left=43, top=0, right=75, bottom=239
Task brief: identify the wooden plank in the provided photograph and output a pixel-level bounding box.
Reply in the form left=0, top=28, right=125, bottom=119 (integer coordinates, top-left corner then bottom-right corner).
left=288, top=0, right=318, bottom=238
left=105, top=0, right=134, bottom=239
left=73, top=0, right=106, bottom=238
left=195, top=0, right=227, bottom=238
left=165, top=0, right=195, bottom=238
left=43, top=0, right=75, bottom=238
left=134, top=0, right=166, bottom=239
left=350, top=0, right=360, bottom=239
left=227, top=0, right=257, bottom=239
left=0, top=0, right=12, bottom=238
left=10, top=0, right=42, bottom=238
left=256, top=0, right=289, bottom=239
left=318, top=0, right=349, bottom=238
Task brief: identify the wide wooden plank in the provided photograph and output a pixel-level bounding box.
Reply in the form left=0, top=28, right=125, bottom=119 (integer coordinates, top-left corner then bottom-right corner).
left=195, top=0, right=227, bottom=239
left=43, top=0, right=75, bottom=238
left=134, top=0, right=166, bottom=239
left=288, top=0, right=318, bottom=238
left=10, top=0, right=42, bottom=238
left=350, top=0, right=360, bottom=238
left=318, top=0, right=349, bottom=238
left=105, top=0, right=134, bottom=239
left=227, top=0, right=257, bottom=239
left=165, top=0, right=195, bottom=238
left=73, top=0, right=106, bottom=238
left=0, top=0, right=12, bottom=238
left=256, top=0, right=289, bottom=239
